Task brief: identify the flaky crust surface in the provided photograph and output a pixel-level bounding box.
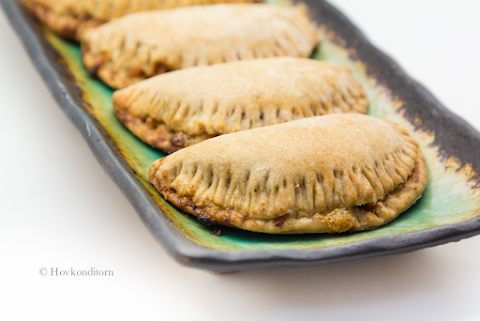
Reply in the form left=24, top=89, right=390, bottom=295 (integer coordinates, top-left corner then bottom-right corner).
left=81, top=4, right=319, bottom=88
left=149, top=114, right=427, bottom=234
left=114, top=57, right=368, bottom=153
left=24, top=0, right=257, bottom=40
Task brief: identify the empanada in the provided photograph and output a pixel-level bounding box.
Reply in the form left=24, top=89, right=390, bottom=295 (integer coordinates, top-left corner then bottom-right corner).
left=149, top=114, right=427, bottom=234
left=113, top=57, right=367, bottom=154
left=81, top=4, right=318, bottom=89
left=23, top=0, right=257, bottom=40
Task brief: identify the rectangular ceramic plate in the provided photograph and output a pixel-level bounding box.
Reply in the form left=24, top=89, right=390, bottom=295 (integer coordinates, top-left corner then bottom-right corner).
left=3, top=0, right=480, bottom=272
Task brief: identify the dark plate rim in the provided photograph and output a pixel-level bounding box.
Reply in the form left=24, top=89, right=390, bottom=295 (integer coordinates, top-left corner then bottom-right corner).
left=3, top=0, right=480, bottom=272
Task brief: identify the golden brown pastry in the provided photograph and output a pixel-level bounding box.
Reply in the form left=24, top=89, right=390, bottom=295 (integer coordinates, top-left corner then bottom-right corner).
left=81, top=4, right=318, bottom=89
left=113, top=57, right=368, bottom=154
left=149, top=114, right=427, bottom=234
left=23, top=0, right=258, bottom=40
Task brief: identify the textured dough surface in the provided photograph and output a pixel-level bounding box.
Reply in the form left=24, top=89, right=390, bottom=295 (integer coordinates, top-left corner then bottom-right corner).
left=114, top=57, right=368, bottom=153
left=23, top=0, right=257, bottom=40
left=81, top=4, right=319, bottom=88
left=149, top=114, right=427, bottom=234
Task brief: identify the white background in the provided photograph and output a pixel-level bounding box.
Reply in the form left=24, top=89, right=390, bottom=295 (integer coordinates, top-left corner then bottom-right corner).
left=1, top=0, right=480, bottom=320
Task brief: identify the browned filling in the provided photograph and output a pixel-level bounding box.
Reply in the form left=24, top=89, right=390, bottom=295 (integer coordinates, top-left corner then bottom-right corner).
left=28, top=2, right=83, bottom=39
left=114, top=108, right=216, bottom=154
left=27, top=1, right=105, bottom=41
left=128, top=64, right=170, bottom=80
left=81, top=45, right=172, bottom=89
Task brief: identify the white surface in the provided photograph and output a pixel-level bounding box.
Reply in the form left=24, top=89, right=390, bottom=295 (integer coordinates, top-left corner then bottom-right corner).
left=1, top=1, right=480, bottom=320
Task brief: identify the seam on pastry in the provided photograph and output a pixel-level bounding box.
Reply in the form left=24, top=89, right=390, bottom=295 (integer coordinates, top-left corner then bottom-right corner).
left=114, top=108, right=214, bottom=153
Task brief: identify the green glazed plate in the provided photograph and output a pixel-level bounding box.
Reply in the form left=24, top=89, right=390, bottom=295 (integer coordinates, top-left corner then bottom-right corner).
left=3, top=0, right=480, bottom=271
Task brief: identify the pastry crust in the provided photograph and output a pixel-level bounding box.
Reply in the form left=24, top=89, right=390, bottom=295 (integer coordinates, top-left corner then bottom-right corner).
left=149, top=114, right=427, bottom=234
left=23, top=0, right=258, bottom=40
left=81, top=4, right=319, bottom=88
left=113, top=57, right=368, bottom=153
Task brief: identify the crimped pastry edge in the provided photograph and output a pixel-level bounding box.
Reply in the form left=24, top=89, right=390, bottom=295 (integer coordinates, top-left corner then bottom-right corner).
left=114, top=108, right=214, bottom=154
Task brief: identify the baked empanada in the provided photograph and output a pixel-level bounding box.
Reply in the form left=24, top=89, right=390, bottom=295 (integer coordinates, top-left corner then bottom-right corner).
left=81, top=4, right=318, bottom=89
left=24, top=0, right=257, bottom=40
left=113, top=57, right=367, bottom=154
left=149, top=114, right=427, bottom=234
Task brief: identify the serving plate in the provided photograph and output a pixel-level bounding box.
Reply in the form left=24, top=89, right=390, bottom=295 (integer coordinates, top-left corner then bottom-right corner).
left=3, top=0, right=480, bottom=272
